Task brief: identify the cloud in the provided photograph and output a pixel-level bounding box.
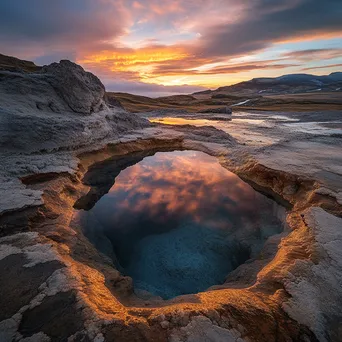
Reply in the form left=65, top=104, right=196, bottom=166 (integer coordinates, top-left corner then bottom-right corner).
left=151, top=59, right=298, bottom=76
left=4, top=0, right=341, bottom=61
left=132, top=1, right=144, bottom=10
left=281, top=48, right=342, bottom=61
left=1, top=0, right=342, bottom=92
left=103, top=79, right=206, bottom=97
left=194, top=0, right=342, bottom=58
left=85, top=0, right=342, bottom=85
left=301, top=63, right=342, bottom=71
left=0, top=0, right=130, bottom=60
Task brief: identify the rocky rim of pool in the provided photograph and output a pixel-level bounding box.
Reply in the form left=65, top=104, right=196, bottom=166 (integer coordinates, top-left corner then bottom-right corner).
left=4, top=135, right=341, bottom=341
left=74, top=150, right=286, bottom=299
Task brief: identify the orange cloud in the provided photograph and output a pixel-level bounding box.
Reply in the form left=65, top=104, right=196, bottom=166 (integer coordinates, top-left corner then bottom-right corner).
left=132, top=1, right=144, bottom=9
left=302, top=63, right=342, bottom=71
left=149, top=1, right=184, bottom=15
left=2, top=0, right=342, bottom=92
left=78, top=46, right=189, bottom=72
left=105, top=152, right=259, bottom=225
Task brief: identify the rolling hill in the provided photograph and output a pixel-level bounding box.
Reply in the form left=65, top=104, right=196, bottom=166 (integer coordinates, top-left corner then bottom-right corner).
left=194, top=72, right=342, bottom=97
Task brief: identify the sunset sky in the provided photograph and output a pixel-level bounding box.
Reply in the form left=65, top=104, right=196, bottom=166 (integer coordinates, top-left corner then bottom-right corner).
left=1, top=0, right=342, bottom=96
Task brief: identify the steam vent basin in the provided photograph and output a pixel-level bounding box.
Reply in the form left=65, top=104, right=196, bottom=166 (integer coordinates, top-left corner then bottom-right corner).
left=0, top=57, right=342, bottom=342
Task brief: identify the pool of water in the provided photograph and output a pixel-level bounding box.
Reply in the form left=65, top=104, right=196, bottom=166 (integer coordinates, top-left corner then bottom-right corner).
left=77, top=150, right=285, bottom=299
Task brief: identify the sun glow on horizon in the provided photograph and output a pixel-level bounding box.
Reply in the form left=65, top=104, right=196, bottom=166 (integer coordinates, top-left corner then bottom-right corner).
left=7, top=0, right=339, bottom=93
left=76, top=35, right=342, bottom=91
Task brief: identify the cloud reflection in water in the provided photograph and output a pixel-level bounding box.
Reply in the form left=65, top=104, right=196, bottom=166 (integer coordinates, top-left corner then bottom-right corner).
left=82, top=150, right=284, bottom=299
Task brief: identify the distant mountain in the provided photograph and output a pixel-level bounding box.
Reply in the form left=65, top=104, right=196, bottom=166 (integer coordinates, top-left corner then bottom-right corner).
left=194, top=72, right=342, bottom=96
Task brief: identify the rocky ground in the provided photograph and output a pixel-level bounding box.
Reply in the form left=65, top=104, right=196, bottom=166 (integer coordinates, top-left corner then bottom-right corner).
left=109, top=89, right=342, bottom=113
left=0, top=58, right=342, bottom=342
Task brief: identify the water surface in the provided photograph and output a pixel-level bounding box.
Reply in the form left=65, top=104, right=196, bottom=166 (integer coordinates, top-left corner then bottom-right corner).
left=80, top=151, right=284, bottom=299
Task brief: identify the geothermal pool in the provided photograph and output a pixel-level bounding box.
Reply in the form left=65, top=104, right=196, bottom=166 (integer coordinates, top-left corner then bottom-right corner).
left=78, top=151, right=285, bottom=299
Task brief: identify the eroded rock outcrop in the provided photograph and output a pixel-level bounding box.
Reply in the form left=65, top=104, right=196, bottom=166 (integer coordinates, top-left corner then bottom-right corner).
left=41, top=60, right=106, bottom=114
left=0, top=60, right=103, bottom=115
left=0, top=58, right=149, bottom=154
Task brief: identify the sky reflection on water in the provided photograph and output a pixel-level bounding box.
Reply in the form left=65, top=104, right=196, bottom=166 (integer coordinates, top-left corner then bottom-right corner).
left=82, top=151, right=284, bottom=298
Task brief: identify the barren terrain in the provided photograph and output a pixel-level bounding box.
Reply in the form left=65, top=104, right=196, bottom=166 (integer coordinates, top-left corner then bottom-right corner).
left=109, top=91, right=342, bottom=113
left=0, top=56, right=342, bottom=342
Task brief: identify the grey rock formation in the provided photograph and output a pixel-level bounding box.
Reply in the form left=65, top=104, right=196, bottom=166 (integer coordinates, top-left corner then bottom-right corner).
left=0, top=57, right=150, bottom=213
left=0, top=59, right=149, bottom=154
left=1, top=60, right=106, bottom=116
left=41, top=60, right=106, bottom=114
